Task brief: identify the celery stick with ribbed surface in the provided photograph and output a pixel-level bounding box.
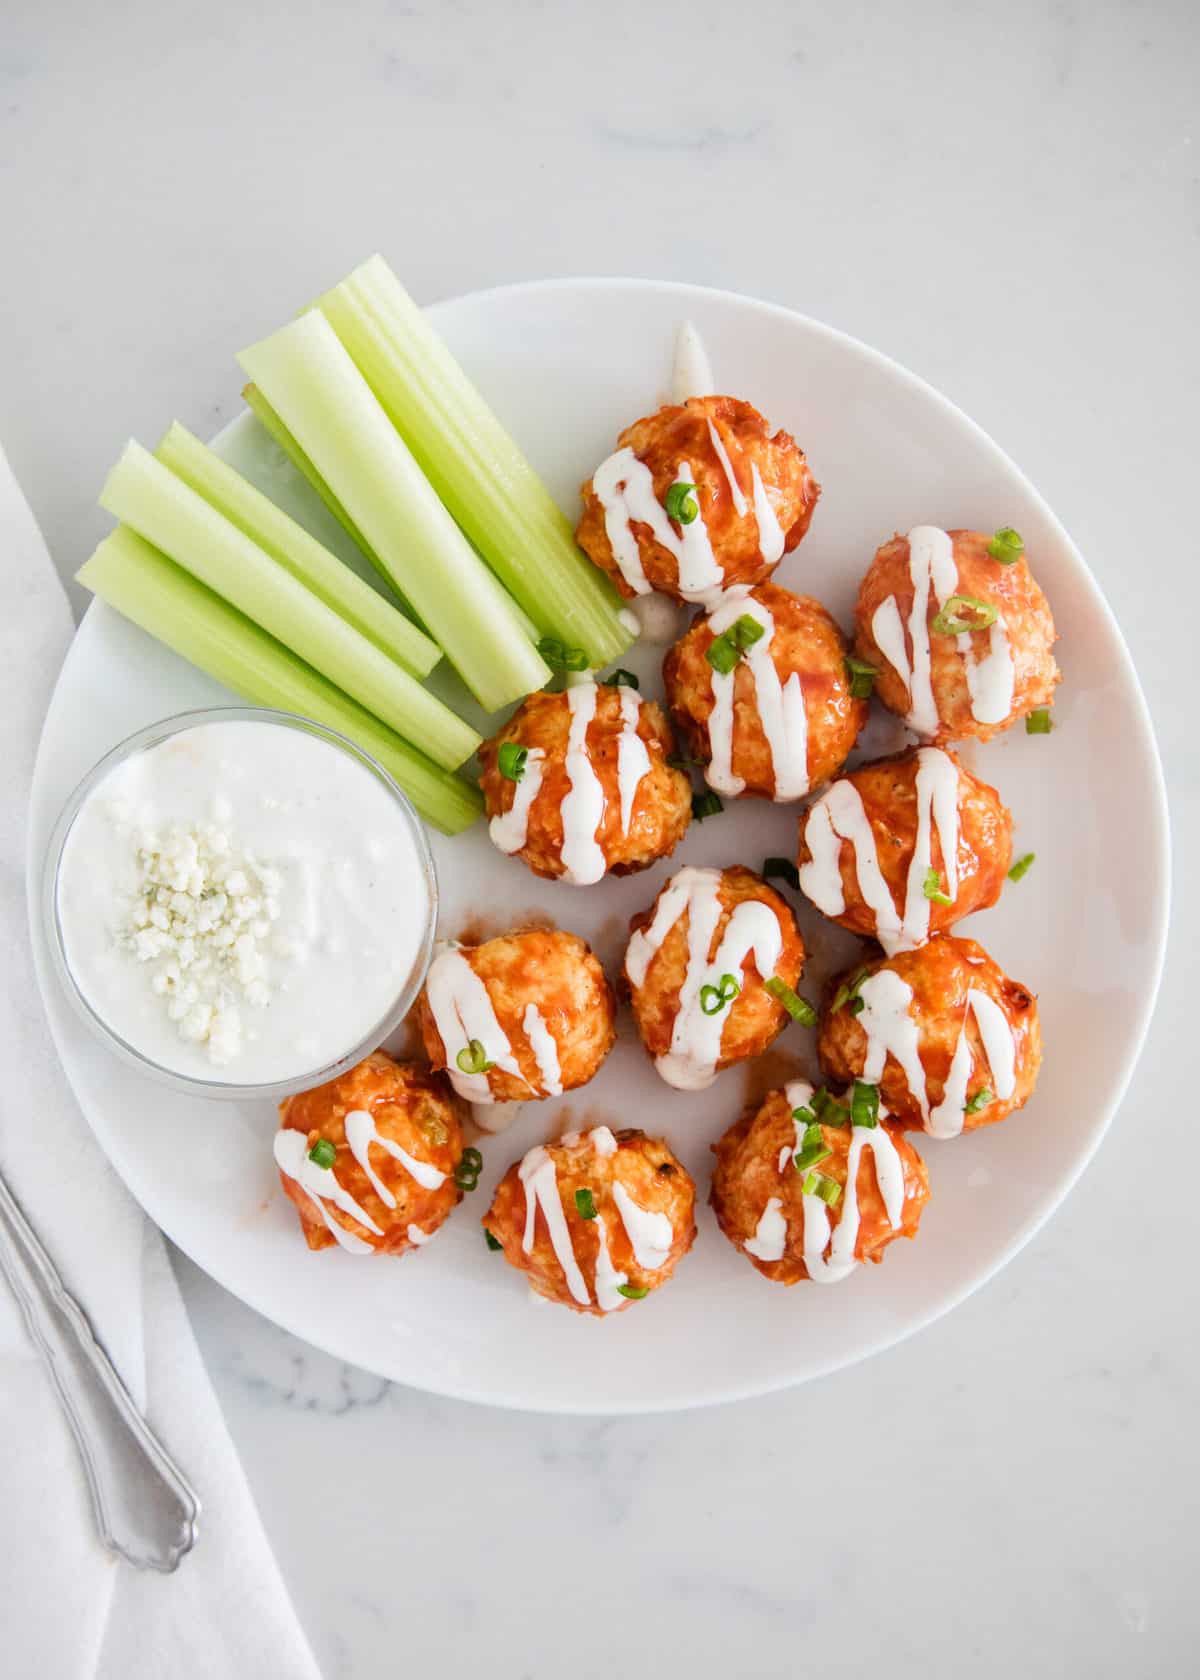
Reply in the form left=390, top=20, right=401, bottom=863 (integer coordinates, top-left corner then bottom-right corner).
left=76, top=528, right=482, bottom=835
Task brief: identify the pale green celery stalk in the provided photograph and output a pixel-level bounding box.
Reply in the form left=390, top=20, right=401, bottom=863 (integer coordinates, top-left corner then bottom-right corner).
left=241, top=382, right=394, bottom=591
left=100, top=441, right=480, bottom=772
left=155, top=421, right=439, bottom=679
left=237, top=312, right=551, bottom=714
left=76, top=528, right=482, bottom=836
left=317, top=255, right=632, bottom=666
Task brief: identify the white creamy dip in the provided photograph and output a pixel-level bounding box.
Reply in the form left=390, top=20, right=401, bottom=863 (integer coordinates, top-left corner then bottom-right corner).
left=55, top=718, right=432, bottom=1085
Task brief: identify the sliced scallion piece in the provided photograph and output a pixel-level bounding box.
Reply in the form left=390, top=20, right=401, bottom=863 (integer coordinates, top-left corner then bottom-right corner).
left=692, top=790, right=723, bottom=822
left=794, top=1122, right=831, bottom=1174
left=537, top=635, right=589, bottom=674
left=600, top=668, right=640, bottom=689
left=965, top=1087, right=994, bottom=1115
left=763, top=977, right=817, bottom=1027
left=699, top=973, right=741, bottom=1015
left=498, top=741, right=528, bottom=782
left=923, top=867, right=953, bottom=906
left=844, top=654, right=879, bottom=699
left=986, top=526, right=1024, bottom=564
left=811, top=1087, right=851, bottom=1126
left=574, top=1188, right=598, bottom=1220
left=831, top=966, right=871, bottom=1015
left=664, top=481, right=699, bottom=524
left=1026, top=708, right=1053, bottom=734
left=762, top=857, right=800, bottom=891
left=705, top=613, right=765, bottom=675
left=851, top=1080, right=880, bottom=1129
left=617, top=1283, right=650, bottom=1300
left=484, top=1229, right=503, bottom=1251
left=308, top=1138, right=336, bottom=1169
left=456, top=1039, right=494, bottom=1076
left=931, top=594, right=997, bottom=636
left=803, top=1171, right=842, bottom=1207
left=1008, top=852, right=1036, bottom=883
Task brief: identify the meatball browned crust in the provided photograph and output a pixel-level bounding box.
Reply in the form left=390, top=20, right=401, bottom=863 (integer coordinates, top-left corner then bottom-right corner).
left=710, top=1084, right=930, bottom=1285
left=483, top=1125, right=696, bottom=1314
left=663, top=583, right=867, bottom=801
left=623, top=865, right=806, bottom=1090
left=479, top=683, right=691, bottom=883
left=418, top=928, right=616, bottom=1105
left=576, top=396, right=820, bottom=601
left=276, top=1051, right=465, bottom=1256
left=817, top=936, right=1041, bottom=1135
left=854, top=527, right=1059, bottom=743
left=797, top=747, right=1012, bottom=952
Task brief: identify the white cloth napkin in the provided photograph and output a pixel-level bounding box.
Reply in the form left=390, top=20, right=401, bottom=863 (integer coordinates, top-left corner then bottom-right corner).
left=0, top=446, right=322, bottom=1680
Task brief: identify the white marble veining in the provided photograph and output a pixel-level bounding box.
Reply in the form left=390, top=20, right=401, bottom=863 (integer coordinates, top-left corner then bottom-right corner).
left=2, top=0, right=1196, bottom=1675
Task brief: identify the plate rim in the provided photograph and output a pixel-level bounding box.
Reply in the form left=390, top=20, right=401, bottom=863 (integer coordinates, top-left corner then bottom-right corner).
left=26, top=276, right=1172, bottom=1413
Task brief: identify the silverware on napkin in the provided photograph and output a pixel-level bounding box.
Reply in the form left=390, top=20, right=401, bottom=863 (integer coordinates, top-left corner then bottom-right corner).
left=0, top=1166, right=200, bottom=1571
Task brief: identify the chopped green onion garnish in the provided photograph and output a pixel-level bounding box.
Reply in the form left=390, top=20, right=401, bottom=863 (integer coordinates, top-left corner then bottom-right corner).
left=964, top=1087, right=994, bottom=1115
left=454, top=1148, right=482, bottom=1192
left=986, top=526, right=1025, bottom=564
left=536, top=635, right=589, bottom=673
left=1008, top=852, right=1035, bottom=882
left=762, top=857, right=800, bottom=891
left=931, top=594, right=997, bottom=636
left=830, top=965, right=871, bottom=1015
left=706, top=614, right=764, bottom=675
left=699, top=972, right=741, bottom=1015
left=851, top=1080, right=880, bottom=1129
left=923, top=866, right=953, bottom=906
left=666, top=750, right=702, bottom=770
left=456, top=1039, right=494, bottom=1075
left=791, top=1105, right=816, bottom=1125
left=600, top=668, right=640, bottom=689
left=664, top=481, right=699, bottom=524
left=1026, top=708, right=1053, bottom=734
left=617, top=1283, right=650, bottom=1299
left=692, top=790, right=723, bottom=822
left=460, top=1147, right=483, bottom=1173
left=307, top=1138, right=336, bottom=1169
left=763, top=976, right=817, bottom=1027
left=811, top=1087, right=851, bottom=1126
left=844, top=654, right=879, bottom=699
left=794, top=1122, right=831, bottom=1173
left=498, top=741, right=528, bottom=782
left=849, top=996, right=865, bottom=1016
left=485, top=1229, right=503, bottom=1251
left=803, top=1171, right=842, bottom=1207
left=574, top=1188, right=598, bottom=1220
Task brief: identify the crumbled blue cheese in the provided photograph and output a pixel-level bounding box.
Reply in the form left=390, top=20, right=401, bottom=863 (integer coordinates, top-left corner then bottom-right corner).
left=118, top=820, right=292, bottom=1066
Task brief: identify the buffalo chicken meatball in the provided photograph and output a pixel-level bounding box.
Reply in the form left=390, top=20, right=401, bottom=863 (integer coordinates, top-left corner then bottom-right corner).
left=854, top=525, right=1059, bottom=743
left=418, top=928, right=616, bottom=1105
left=623, top=865, right=806, bottom=1092
left=576, top=396, right=820, bottom=605
left=797, top=746, right=1012, bottom=955
left=711, top=1080, right=930, bottom=1285
left=663, top=582, right=867, bottom=802
left=479, top=681, right=691, bottom=885
left=483, top=1124, right=696, bottom=1314
left=817, top=935, right=1041, bottom=1137
left=274, top=1051, right=466, bottom=1255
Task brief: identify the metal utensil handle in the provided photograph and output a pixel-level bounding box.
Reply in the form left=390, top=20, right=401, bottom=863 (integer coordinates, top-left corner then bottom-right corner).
left=0, top=1168, right=200, bottom=1571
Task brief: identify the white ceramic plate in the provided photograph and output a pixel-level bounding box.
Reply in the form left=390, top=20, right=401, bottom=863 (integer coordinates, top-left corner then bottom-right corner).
left=27, top=280, right=1169, bottom=1413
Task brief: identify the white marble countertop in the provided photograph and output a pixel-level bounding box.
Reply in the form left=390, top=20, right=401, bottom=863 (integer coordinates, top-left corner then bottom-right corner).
left=2, top=1, right=1195, bottom=1673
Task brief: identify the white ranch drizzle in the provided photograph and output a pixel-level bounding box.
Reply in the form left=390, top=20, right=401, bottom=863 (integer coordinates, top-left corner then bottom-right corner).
left=706, top=419, right=748, bottom=515
left=560, top=682, right=608, bottom=885
left=743, top=1075, right=906, bottom=1283
left=705, top=589, right=809, bottom=801
left=489, top=746, right=545, bottom=855
left=273, top=1129, right=378, bottom=1255
left=625, top=865, right=784, bottom=1091
left=856, top=970, right=1018, bottom=1139
left=612, top=1182, right=674, bottom=1270
left=424, top=944, right=527, bottom=1103
left=521, top=1003, right=563, bottom=1097
left=870, top=524, right=1015, bottom=737
left=672, top=320, right=716, bottom=402
left=616, top=685, right=652, bottom=835
left=343, top=1108, right=447, bottom=1203
left=797, top=747, right=961, bottom=956
left=407, top=1225, right=431, bottom=1245
left=518, top=1125, right=641, bottom=1313
left=591, top=425, right=785, bottom=608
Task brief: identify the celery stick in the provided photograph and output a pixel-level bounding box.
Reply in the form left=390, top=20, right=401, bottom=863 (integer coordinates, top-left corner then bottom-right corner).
left=77, top=528, right=482, bottom=835
left=237, top=312, right=551, bottom=713
left=155, top=422, right=439, bottom=679
left=100, top=441, right=480, bottom=772
left=241, top=382, right=395, bottom=592
left=317, top=256, right=632, bottom=666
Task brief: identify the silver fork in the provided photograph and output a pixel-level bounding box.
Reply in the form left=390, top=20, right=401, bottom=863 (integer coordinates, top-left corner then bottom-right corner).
left=0, top=1168, right=200, bottom=1571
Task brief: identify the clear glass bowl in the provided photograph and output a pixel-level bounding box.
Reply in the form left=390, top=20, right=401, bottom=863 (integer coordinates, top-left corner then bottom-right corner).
left=42, top=705, right=438, bottom=1102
